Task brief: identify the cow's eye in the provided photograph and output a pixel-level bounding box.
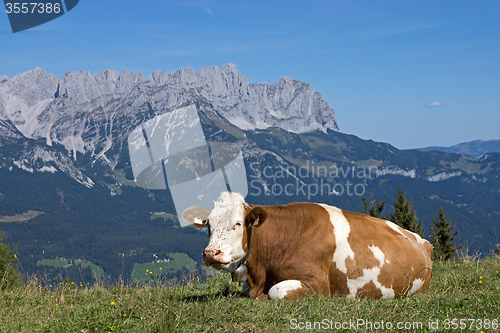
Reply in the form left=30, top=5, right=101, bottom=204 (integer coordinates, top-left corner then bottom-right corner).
left=236, top=221, right=242, bottom=226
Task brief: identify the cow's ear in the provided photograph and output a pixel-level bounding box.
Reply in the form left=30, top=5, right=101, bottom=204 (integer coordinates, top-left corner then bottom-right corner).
left=182, top=206, right=211, bottom=228
left=245, top=206, right=268, bottom=228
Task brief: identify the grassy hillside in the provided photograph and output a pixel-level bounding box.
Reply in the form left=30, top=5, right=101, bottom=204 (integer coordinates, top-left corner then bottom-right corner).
left=1, top=256, right=499, bottom=332
left=131, top=253, right=197, bottom=283
left=38, top=258, right=105, bottom=279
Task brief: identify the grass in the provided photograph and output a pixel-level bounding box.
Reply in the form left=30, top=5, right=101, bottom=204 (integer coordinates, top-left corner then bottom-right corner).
left=1, top=256, right=500, bottom=332
left=0, top=210, right=44, bottom=223
left=38, top=258, right=105, bottom=279
left=131, top=253, right=197, bottom=283
left=446, top=155, right=491, bottom=174
left=37, top=259, right=69, bottom=269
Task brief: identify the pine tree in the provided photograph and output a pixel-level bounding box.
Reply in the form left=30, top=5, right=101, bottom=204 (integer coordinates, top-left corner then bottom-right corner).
left=361, top=193, right=389, bottom=219
left=0, top=231, right=20, bottom=289
left=430, top=207, right=463, bottom=261
left=390, top=186, right=424, bottom=237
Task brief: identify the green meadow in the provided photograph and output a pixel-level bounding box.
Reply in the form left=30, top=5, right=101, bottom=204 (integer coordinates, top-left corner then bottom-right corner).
left=131, top=253, right=197, bottom=283
left=37, top=258, right=105, bottom=279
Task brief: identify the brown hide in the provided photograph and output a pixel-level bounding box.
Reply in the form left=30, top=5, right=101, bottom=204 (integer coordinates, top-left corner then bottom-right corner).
left=243, top=203, right=335, bottom=299
left=242, top=203, right=432, bottom=300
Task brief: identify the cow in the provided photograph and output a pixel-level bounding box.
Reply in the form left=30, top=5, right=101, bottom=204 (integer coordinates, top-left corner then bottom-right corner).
left=183, top=192, right=433, bottom=300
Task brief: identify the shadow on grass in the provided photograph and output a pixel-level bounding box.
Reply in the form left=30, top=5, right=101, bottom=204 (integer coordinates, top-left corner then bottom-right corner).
left=173, top=284, right=249, bottom=303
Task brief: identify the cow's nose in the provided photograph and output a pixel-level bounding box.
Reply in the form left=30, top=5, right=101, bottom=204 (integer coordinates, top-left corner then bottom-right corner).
left=202, top=248, right=222, bottom=264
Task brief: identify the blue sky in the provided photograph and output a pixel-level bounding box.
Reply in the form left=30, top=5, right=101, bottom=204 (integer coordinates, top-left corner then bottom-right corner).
left=1, top=0, right=499, bottom=149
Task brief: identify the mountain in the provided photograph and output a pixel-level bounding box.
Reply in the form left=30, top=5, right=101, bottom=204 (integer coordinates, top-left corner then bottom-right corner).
left=0, top=65, right=499, bottom=282
left=0, top=64, right=339, bottom=155
left=416, top=140, right=500, bottom=159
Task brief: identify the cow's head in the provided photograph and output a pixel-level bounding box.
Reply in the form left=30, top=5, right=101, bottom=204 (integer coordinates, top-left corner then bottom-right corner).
left=182, top=192, right=267, bottom=272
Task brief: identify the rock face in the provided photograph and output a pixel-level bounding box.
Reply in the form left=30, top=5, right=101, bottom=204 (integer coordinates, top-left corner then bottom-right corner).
left=149, top=64, right=339, bottom=133
left=0, top=64, right=339, bottom=161
left=0, top=68, right=59, bottom=138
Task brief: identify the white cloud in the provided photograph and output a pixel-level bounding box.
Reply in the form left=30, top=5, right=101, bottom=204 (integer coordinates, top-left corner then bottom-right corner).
left=425, top=101, right=443, bottom=107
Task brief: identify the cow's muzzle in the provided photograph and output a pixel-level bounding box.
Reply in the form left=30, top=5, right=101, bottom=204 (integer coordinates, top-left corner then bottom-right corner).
left=202, top=248, right=228, bottom=267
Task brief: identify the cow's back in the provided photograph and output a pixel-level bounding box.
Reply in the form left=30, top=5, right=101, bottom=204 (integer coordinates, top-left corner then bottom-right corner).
left=319, top=205, right=433, bottom=299
left=245, top=202, right=432, bottom=300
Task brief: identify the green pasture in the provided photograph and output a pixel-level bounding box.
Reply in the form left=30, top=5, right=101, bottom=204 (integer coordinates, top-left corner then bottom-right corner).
left=131, top=253, right=197, bottom=282
left=37, top=258, right=105, bottom=279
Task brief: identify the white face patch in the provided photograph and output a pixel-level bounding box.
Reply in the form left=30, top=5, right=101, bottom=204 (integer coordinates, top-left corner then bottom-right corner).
left=204, top=192, right=247, bottom=272
left=318, top=204, right=355, bottom=274
left=346, top=245, right=395, bottom=299
left=268, top=280, right=303, bottom=300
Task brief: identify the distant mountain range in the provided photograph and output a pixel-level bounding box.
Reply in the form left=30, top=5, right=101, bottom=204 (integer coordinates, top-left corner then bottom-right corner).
left=416, top=140, right=500, bottom=159
left=0, top=65, right=499, bottom=282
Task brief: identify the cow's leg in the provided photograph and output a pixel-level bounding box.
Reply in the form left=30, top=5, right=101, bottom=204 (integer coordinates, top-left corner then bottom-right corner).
left=241, top=281, right=268, bottom=299
left=248, top=286, right=268, bottom=300
left=268, top=280, right=309, bottom=300
left=247, top=277, right=269, bottom=299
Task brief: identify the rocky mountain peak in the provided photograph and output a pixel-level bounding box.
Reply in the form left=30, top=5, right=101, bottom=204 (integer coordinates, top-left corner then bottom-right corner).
left=145, top=64, right=339, bottom=134
left=58, top=69, right=145, bottom=102
left=0, top=64, right=339, bottom=160
left=0, top=67, right=58, bottom=107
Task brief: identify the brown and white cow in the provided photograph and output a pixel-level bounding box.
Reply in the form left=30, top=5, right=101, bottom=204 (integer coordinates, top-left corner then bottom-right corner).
left=183, top=192, right=433, bottom=300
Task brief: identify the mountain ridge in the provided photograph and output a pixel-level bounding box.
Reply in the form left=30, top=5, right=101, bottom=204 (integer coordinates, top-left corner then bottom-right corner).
left=0, top=64, right=339, bottom=155
left=416, top=139, right=500, bottom=159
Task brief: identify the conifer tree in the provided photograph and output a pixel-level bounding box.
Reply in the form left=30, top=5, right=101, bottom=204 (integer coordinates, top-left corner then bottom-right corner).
left=361, top=193, right=389, bottom=219
left=0, top=232, right=20, bottom=289
left=390, top=186, right=424, bottom=237
left=430, top=207, right=463, bottom=261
